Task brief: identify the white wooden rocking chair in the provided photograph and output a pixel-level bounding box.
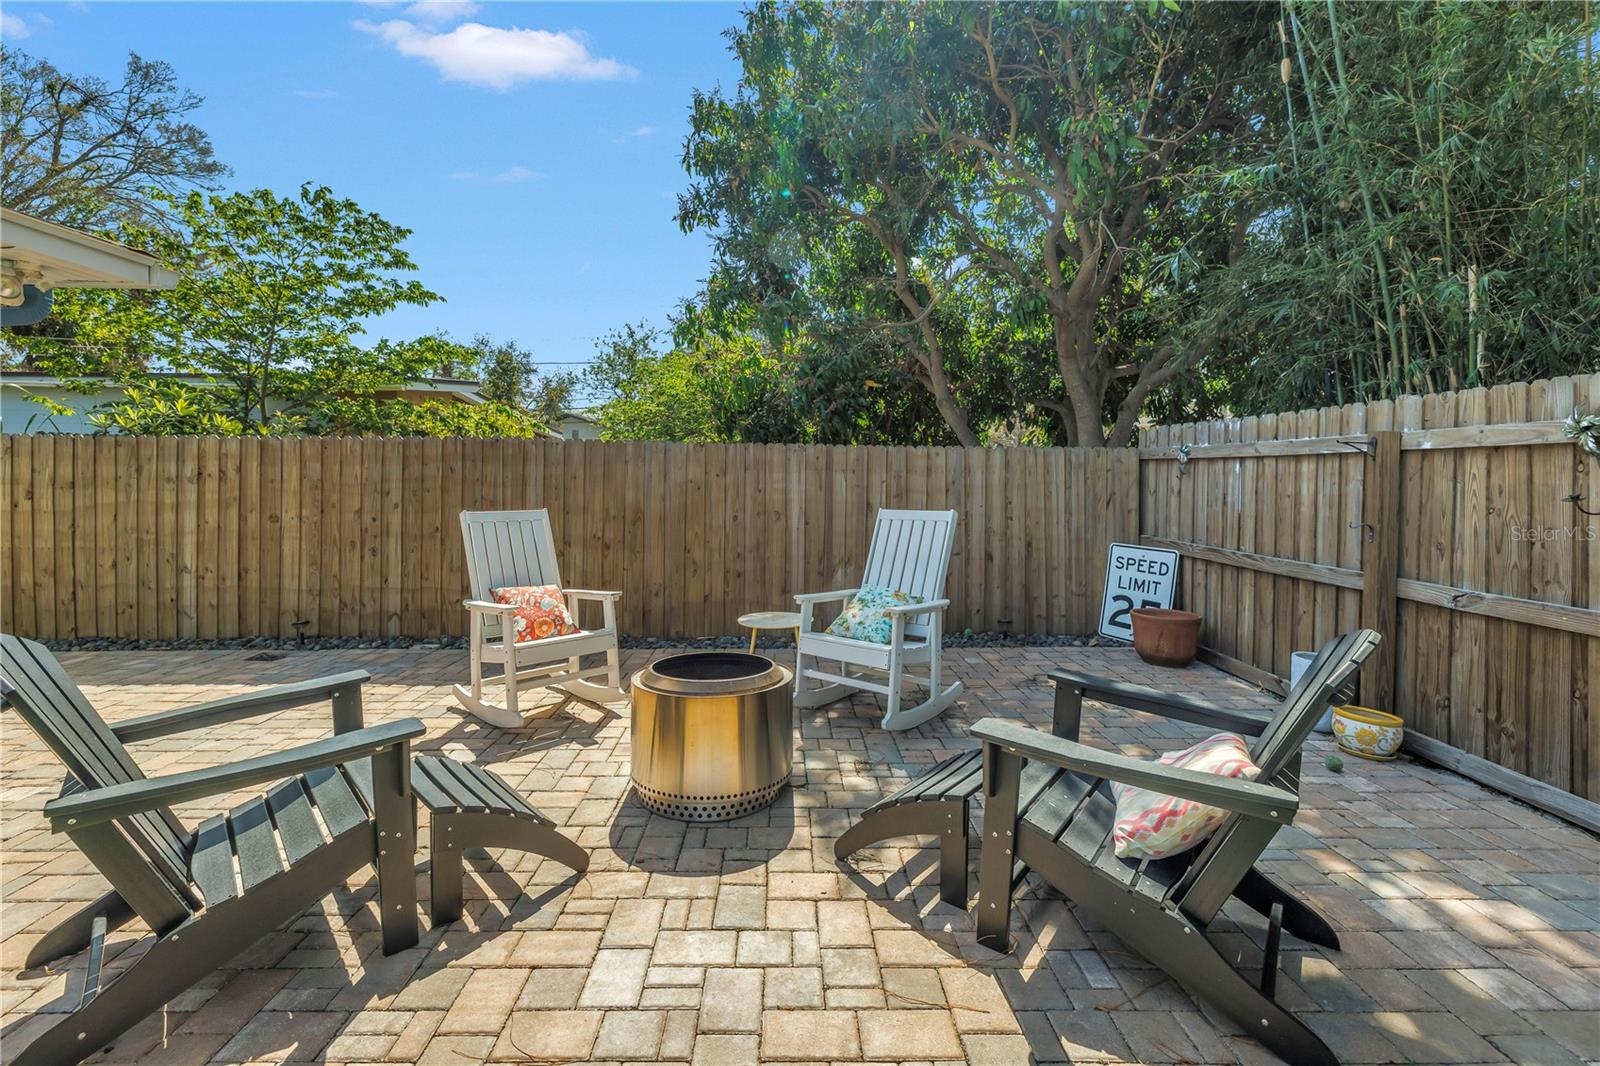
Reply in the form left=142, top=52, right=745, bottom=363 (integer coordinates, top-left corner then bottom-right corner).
left=452, top=509, right=624, bottom=728
left=794, top=508, right=964, bottom=731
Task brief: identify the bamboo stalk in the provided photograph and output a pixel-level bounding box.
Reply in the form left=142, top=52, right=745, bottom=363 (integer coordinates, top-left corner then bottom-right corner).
left=1323, top=0, right=1402, bottom=394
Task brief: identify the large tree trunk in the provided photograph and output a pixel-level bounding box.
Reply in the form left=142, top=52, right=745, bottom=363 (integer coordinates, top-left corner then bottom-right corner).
left=921, top=361, right=980, bottom=446
left=891, top=255, right=982, bottom=447
left=1054, top=292, right=1109, bottom=447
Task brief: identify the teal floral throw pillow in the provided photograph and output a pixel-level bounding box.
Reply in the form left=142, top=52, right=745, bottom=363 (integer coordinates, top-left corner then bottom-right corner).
left=826, top=584, right=924, bottom=644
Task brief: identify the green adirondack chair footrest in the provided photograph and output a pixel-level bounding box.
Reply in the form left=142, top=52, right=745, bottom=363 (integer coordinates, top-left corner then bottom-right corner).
left=411, top=755, right=551, bottom=822
left=411, top=754, right=587, bottom=927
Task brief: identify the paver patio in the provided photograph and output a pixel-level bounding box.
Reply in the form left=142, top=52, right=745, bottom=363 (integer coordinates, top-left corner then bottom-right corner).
left=2, top=645, right=1596, bottom=1065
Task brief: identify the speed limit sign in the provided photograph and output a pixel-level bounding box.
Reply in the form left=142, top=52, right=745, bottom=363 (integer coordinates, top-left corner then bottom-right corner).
left=1097, top=543, right=1180, bottom=642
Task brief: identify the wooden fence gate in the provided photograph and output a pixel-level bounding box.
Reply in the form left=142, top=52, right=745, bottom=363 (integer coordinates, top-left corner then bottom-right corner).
left=1140, top=372, right=1600, bottom=810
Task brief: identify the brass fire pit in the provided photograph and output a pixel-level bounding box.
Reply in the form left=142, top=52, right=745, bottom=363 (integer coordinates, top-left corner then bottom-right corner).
left=629, top=652, right=794, bottom=821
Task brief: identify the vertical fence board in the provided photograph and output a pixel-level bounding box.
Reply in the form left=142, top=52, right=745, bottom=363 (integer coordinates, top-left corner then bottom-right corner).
left=155, top=438, right=177, bottom=641
left=314, top=440, right=339, bottom=637
left=646, top=442, right=668, bottom=635
left=1485, top=384, right=1529, bottom=772
left=380, top=438, right=403, bottom=636
left=175, top=438, right=198, bottom=639
left=1527, top=380, right=1575, bottom=792
left=197, top=436, right=220, bottom=640
left=70, top=437, right=94, bottom=638
left=1414, top=392, right=1457, bottom=743
left=356, top=439, right=380, bottom=637
left=259, top=439, right=283, bottom=637
left=1581, top=378, right=1600, bottom=799
left=94, top=438, right=116, bottom=637
left=295, top=438, right=319, bottom=635
left=50, top=436, right=73, bottom=638
left=217, top=439, right=241, bottom=639
left=1451, top=389, right=1490, bottom=760
left=3, top=438, right=24, bottom=636
left=35, top=435, right=57, bottom=637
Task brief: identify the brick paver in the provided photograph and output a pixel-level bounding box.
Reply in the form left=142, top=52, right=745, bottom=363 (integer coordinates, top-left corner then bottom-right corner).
left=2, top=645, right=1597, bottom=1064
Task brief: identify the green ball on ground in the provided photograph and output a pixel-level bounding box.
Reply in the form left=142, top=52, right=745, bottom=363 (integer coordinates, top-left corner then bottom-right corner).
left=1324, top=754, right=1344, bottom=773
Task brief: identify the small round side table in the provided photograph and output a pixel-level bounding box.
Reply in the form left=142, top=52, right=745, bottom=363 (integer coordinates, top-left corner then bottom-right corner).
left=737, top=610, right=802, bottom=653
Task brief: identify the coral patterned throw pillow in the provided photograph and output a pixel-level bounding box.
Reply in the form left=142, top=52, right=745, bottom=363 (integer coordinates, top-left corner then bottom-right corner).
left=491, top=585, right=581, bottom=642
left=1110, top=732, right=1261, bottom=860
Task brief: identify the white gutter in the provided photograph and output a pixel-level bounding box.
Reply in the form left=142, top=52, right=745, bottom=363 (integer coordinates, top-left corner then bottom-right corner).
left=0, top=207, right=179, bottom=292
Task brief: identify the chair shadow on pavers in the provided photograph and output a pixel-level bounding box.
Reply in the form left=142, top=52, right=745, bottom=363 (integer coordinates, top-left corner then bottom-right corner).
left=2, top=889, right=417, bottom=1064
left=0, top=634, right=587, bottom=1066
left=428, top=695, right=620, bottom=763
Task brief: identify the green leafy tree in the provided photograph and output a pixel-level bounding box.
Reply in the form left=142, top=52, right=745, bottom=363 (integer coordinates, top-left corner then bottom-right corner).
left=526, top=370, right=581, bottom=428
left=1, top=48, right=227, bottom=228
left=681, top=1, right=1276, bottom=445
left=307, top=394, right=543, bottom=438
left=675, top=285, right=975, bottom=445
left=1222, top=0, right=1599, bottom=410
left=584, top=320, right=808, bottom=443
left=471, top=335, right=536, bottom=407
left=25, top=183, right=444, bottom=431
left=86, top=380, right=249, bottom=436
left=585, top=323, right=715, bottom=441
left=412, top=331, right=580, bottom=430
left=453, top=333, right=581, bottom=426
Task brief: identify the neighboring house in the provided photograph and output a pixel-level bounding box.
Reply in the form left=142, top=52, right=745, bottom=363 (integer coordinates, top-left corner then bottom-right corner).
left=0, top=372, right=487, bottom=434
left=1, top=206, right=178, bottom=328
left=551, top=409, right=601, bottom=441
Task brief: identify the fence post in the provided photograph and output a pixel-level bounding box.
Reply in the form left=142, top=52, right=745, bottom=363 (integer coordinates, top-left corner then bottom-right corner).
left=1359, top=431, right=1402, bottom=709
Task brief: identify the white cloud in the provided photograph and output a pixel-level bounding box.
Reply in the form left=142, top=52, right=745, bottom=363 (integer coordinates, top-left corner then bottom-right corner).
left=404, top=1, right=478, bottom=24
left=356, top=18, right=636, bottom=89
left=449, top=165, right=542, bottom=184
left=2, top=12, right=31, bottom=39
left=294, top=88, right=339, bottom=99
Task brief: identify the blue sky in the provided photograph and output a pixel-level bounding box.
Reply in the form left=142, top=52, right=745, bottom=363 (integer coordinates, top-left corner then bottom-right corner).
left=2, top=1, right=745, bottom=391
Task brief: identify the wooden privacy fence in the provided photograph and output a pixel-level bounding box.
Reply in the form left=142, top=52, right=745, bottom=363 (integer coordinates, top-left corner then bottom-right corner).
left=4, top=373, right=1594, bottom=808
left=0, top=437, right=1139, bottom=644
left=1140, top=372, right=1600, bottom=808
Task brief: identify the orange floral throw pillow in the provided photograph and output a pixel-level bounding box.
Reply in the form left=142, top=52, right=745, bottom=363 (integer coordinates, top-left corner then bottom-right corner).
left=491, top=585, right=581, bottom=642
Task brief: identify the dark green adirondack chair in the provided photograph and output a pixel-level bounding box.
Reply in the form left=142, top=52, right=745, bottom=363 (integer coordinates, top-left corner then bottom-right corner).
left=971, top=629, right=1381, bottom=1066
left=0, top=635, right=426, bottom=1066
left=836, top=645, right=1351, bottom=942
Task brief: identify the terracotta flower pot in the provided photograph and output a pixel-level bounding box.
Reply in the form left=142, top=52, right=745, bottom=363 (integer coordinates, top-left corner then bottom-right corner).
left=1130, top=608, right=1201, bottom=667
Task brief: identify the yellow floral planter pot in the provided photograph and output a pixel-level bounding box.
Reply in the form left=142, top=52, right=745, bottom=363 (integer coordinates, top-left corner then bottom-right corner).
left=1332, top=705, right=1404, bottom=761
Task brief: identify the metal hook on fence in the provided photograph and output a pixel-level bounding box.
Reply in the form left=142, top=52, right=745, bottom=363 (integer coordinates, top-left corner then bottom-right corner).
left=1564, top=493, right=1600, bottom=517
left=1338, top=436, right=1377, bottom=457
left=1348, top=520, right=1376, bottom=543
